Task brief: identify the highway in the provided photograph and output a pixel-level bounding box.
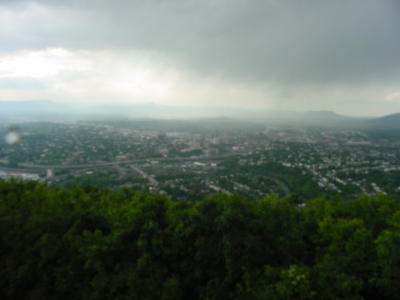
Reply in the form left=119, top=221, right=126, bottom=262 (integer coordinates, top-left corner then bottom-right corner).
left=12, top=152, right=245, bottom=171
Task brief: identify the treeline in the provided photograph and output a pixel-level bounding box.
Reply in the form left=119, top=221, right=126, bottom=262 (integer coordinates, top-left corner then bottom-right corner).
left=1, top=179, right=400, bottom=299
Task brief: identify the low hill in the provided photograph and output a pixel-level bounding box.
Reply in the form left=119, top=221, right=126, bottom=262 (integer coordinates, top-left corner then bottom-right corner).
left=0, top=100, right=68, bottom=115
left=258, top=110, right=363, bottom=128
left=369, top=112, right=400, bottom=129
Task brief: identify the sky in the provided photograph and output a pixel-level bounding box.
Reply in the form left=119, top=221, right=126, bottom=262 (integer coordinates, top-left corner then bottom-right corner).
left=0, top=0, right=399, bottom=116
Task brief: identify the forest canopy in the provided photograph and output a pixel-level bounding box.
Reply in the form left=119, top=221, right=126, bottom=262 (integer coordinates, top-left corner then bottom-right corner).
left=1, top=179, right=399, bottom=300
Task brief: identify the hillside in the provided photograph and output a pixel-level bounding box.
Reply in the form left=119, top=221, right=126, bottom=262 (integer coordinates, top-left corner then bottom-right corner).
left=369, top=113, right=400, bottom=129
left=1, top=179, right=399, bottom=299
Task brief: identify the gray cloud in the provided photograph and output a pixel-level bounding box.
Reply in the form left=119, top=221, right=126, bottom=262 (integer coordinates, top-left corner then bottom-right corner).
left=1, top=0, right=399, bottom=86
left=1, top=0, right=400, bottom=115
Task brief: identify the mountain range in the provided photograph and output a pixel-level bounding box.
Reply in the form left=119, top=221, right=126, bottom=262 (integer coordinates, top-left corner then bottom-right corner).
left=0, top=100, right=399, bottom=130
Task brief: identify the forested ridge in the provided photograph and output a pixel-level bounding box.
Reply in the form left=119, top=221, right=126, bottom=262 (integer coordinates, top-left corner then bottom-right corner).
left=1, top=179, right=400, bottom=299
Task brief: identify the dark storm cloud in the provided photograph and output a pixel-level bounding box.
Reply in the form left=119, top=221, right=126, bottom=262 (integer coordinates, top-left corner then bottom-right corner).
left=1, top=0, right=400, bottom=85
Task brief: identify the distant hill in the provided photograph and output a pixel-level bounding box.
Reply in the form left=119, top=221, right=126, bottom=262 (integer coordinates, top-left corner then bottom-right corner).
left=0, top=100, right=69, bottom=115
left=303, top=110, right=342, bottom=120
left=301, top=110, right=345, bottom=125
left=0, top=100, right=166, bottom=118
left=0, top=100, right=239, bottom=119
left=1, top=100, right=400, bottom=132
left=258, top=110, right=362, bottom=128
left=369, top=113, right=400, bottom=129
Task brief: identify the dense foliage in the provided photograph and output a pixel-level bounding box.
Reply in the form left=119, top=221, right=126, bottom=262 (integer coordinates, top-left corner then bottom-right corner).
left=1, top=179, right=399, bottom=299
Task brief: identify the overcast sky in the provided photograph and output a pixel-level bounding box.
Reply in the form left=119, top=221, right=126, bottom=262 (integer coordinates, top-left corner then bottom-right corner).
left=0, top=0, right=399, bottom=116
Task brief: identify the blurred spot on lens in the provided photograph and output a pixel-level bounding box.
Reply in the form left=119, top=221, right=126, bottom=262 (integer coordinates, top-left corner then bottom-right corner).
left=5, top=130, right=20, bottom=145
